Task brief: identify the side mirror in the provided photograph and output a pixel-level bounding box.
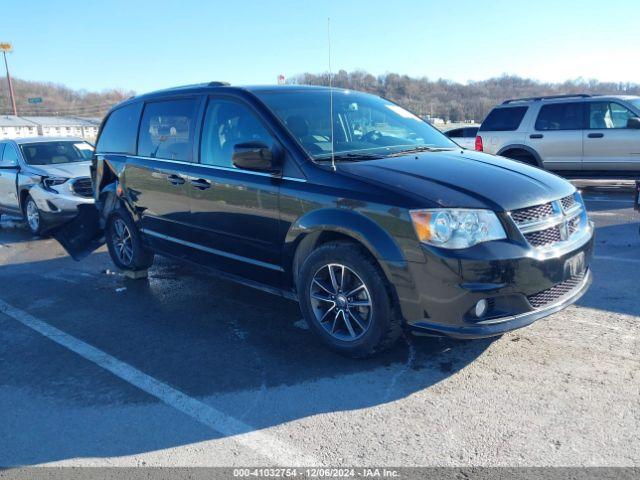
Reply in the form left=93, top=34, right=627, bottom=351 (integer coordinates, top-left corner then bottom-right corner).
left=627, top=117, right=640, bottom=129
left=232, top=142, right=281, bottom=173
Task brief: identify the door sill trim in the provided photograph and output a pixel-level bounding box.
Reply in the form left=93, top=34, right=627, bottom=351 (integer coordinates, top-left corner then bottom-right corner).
left=141, top=228, right=284, bottom=272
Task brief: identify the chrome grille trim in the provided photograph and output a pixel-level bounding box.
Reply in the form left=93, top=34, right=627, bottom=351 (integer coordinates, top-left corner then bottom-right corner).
left=510, top=194, right=586, bottom=249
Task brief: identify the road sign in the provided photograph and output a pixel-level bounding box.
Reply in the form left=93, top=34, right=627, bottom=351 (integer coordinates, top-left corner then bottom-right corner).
left=28, top=97, right=43, bottom=104
left=0, top=43, right=12, bottom=52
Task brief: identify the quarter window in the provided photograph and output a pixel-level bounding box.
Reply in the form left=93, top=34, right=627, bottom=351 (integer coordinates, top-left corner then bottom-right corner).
left=200, top=99, right=274, bottom=168
left=479, top=107, right=528, bottom=132
left=588, top=102, right=636, bottom=129
left=137, top=99, right=199, bottom=162
left=97, top=103, right=143, bottom=154
left=535, top=103, right=584, bottom=131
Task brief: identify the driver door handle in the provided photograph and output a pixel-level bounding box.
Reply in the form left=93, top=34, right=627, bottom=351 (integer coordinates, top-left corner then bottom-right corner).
left=588, top=133, right=604, bottom=138
left=167, top=174, right=185, bottom=185
left=190, top=178, right=211, bottom=190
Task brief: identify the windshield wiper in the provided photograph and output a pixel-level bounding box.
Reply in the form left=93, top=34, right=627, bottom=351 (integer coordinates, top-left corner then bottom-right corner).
left=386, top=146, right=457, bottom=156
left=316, top=152, right=387, bottom=162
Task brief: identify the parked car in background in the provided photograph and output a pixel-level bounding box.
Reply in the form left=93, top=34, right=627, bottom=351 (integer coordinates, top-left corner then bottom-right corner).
left=476, top=94, right=640, bottom=175
left=444, top=126, right=479, bottom=149
left=56, top=84, right=593, bottom=358
left=0, top=137, right=94, bottom=234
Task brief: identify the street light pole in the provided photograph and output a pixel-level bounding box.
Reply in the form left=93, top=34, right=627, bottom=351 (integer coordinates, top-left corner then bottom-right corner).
left=0, top=43, right=17, bottom=116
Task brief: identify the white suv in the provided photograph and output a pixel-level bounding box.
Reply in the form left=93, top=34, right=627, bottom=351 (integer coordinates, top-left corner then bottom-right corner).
left=476, top=94, right=640, bottom=174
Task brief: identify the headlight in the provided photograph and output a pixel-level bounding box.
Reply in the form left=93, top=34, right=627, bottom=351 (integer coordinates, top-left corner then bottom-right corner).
left=42, top=176, right=69, bottom=192
left=410, top=208, right=507, bottom=249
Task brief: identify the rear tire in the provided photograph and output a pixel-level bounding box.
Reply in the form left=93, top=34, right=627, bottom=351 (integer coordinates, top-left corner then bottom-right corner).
left=106, top=208, right=154, bottom=271
left=298, top=241, right=402, bottom=358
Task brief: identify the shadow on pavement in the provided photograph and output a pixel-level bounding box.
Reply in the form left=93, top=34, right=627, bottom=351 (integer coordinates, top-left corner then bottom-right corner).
left=0, top=246, right=494, bottom=466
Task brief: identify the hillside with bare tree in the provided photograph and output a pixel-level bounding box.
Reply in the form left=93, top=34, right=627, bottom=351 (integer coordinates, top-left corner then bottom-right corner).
left=291, top=71, right=640, bottom=122
left=0, top=77, right=134, bottom=118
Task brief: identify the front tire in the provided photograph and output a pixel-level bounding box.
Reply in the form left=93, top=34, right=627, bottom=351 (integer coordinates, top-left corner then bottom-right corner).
left=298, top=241, right=402, bottom=358
left=106, top=209, right=154, bottom=271
left=24, top=196, right=43, bottom=235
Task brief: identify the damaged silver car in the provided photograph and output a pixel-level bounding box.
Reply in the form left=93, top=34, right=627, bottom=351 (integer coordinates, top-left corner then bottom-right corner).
left=0, top=137, right=94, bottom=235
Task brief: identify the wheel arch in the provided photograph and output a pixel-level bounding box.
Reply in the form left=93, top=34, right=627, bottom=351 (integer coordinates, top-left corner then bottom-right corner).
left=497, top=144, right=543, bottom=167
left=284, top=208, right=407, bottom=292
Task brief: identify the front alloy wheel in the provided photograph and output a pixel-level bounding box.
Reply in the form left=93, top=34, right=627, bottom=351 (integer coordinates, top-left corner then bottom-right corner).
left=25, top=197, right=42, bottom=235
left=310, top=263, right=373, bottom=341
left=299, top=242, right=402, bottom=358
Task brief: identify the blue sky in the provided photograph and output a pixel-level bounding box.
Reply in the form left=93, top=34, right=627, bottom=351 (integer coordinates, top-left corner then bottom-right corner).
left=2, top=0, right=639, bottom=94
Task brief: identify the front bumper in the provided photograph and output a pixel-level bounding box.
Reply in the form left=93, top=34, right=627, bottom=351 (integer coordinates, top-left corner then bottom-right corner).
left=403, top=222, right=595, bottom=338
left=28, top=182, right=94, bottom=229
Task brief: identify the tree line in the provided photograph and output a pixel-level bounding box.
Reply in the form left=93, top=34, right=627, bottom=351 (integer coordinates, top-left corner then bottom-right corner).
left=0, top=77, right=133, bottom=117
left=2, top=72, right=639, bottom=122
left=290, top=71, right=640, bottom=123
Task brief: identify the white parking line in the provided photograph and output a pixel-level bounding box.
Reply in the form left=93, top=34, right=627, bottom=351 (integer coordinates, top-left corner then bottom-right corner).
left=0, top=299, right=319, bottom=466
left=594, top=255, right=640, bottom=264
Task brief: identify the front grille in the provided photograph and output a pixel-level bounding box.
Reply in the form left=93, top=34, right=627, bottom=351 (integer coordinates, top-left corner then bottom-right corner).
left=568, top=216, right=581, bottom=236
left=524, top=224, right=562, bottom=247
left=527, top=270, right=587, bottom=309
left=560, top=194, right=576, bottom=211
left=510, top=193, right=585, bottom=249
left=511, top=202, right=554, bottom=224
left=71, top=177, right=93, bottom=198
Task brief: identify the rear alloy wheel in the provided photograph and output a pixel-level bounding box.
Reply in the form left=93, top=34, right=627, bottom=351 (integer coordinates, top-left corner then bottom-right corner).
left=106, top=209, right=154, bottom=271
left=25, top=196, right=43, bottom=235
left=299, top=242, right=402, bottom=358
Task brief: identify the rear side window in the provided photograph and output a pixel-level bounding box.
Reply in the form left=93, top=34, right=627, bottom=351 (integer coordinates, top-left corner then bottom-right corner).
left=97, top=103, right=143, bottom=154
left=535, top=103, right=584, bottom=131
left=479, top=107, right=528, bottom=132
left=137, top=98, right=199, bottom=162
left=446, top=128, right=463, bottom=138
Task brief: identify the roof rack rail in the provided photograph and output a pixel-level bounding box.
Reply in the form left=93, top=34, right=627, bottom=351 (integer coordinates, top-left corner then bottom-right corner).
left=502, top=94, right=591, bottom=105
left=208, top=81, right=230, bottom=87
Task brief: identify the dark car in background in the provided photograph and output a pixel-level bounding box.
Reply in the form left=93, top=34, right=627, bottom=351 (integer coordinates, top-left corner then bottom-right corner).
left=0, top=137, right=94, bottom=234
left=57, top=84, right=594, bottom=357
left=444, top=126, right=478, bottom=149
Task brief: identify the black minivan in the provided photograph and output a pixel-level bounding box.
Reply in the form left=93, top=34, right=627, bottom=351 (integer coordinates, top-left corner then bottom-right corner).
left=58, top=83, right=594, bottom=357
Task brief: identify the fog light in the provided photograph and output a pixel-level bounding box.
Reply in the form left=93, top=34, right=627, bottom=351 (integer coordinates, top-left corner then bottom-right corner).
left=475, top=299, right=488, bottom=318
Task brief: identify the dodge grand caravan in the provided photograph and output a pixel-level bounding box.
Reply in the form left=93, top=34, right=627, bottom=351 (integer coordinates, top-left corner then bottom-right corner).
left=56, top=83, right=594, bottom=357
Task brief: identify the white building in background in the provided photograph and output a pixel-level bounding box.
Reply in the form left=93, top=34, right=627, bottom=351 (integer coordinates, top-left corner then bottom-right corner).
left=0, top=116, right=100, bottom=140
left=0, top=116, right=38, bottom=139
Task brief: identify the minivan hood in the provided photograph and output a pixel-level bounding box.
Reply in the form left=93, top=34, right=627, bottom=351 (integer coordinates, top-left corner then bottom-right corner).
left=25, top=162, right=91, bottom=179
left=338, top=150, right=575, bottom=211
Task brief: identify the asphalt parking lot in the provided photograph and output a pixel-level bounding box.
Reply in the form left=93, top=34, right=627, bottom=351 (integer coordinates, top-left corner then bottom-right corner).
left=0, top=184, right=638, bottom=467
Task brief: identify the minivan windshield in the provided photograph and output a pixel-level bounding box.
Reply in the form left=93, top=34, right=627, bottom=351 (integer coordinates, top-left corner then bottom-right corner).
left=628, top=98, right=640, bottom=113
left=20, top=141, right=94, bottom=165
left=256, top=89, right=456, bottom=161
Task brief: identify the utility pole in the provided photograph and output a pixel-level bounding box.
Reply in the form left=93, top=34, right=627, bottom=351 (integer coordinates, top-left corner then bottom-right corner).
left=0, top=43, right=17, bottom=116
